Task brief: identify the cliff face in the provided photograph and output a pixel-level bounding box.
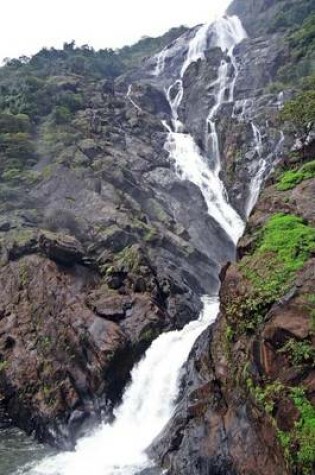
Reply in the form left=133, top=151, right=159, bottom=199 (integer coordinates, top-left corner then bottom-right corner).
left=148, top=1, right=315, bottom=474
left=228, top=0, right=315, bottom=37
left=151, top=142, right=315, bottom=475
left=0, top=68, right=234, bottom=447
left=0, top=0, right=314, bottom=472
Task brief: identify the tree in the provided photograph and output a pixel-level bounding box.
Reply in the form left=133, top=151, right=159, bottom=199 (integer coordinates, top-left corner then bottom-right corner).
left=280, top=90, right=315, bottom=153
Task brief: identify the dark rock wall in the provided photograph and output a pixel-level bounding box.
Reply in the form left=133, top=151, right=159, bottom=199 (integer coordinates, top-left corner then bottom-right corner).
left=153, top=144, right=315, bottom=474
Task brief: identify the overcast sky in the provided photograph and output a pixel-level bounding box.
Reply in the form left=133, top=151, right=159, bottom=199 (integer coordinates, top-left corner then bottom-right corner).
left=1, top=0, right=232, bottom=63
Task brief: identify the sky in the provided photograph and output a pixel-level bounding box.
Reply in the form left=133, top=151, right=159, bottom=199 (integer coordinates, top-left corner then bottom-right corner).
left=0, top=0, right=232, bottom=63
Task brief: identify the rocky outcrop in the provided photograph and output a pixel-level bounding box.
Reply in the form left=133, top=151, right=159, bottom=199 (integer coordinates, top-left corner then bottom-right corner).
left=227, top=0, right=315, bottom=37
left=0, top=231, right=203, bottom=448
left=151, top=146, right=315, bottom=474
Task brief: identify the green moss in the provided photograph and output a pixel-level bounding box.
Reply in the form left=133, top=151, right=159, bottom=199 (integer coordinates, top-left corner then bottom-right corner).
left=0, top=360, right=8, bottom=372
left=116, top=245, right=142, bottom=273
left=52, top=105, right=72, bottom=124
left=277, top=430, right=291, bottom=461
left=247, top=380, right=315, bottom=474
left=222, top=324, right=234, bottom=359
left=19, top=261, right=29, bottom=287
left=226, top=293, right=266, bottom=335
left=242, top=214, right=315, bottom=296
left=260, top=214, right=312, bottom=261
left=41, top=164, right=54, bottom=179
left=143, top=227, right=158, bottom=242
left=9, top=228, right=35, bottom=245
left=279, top=339, right=314, bottom=365
left=277, top=160, right=315, bottom=190
left=266, top=81, right=287, bottom=94
left=306, top=294, right=315, bottom=330
left=289, top=13, right=315, bottom=61
left=278, top=388, right=315, bottom=475
left=279, top=90, right=315, bottom=146
left=268, top=1, right=315, bottom=33
left=259, top=214, right=315, bottom=272
left=292, top=388, right=315, bottom=473
left=139, top=326, right=160, bottom=344
left=229, top=214, right=315, bottom=336
left=1, top=168, right=22, bottom=182
left=247, top=379, right=284, bottom=415
left=275, top=12, right=315, bottom=84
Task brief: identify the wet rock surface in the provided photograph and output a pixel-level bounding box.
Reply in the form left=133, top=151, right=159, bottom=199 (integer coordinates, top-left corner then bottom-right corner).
left=151, top=152, right=315, bottom=474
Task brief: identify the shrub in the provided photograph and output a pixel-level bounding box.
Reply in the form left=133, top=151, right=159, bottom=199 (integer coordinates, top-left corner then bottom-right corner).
left=278, top=388, right=315, bottom=475
left=277, top=160, right=315, bottom=190
left=258, top=214, right=315, bottom=274
left=52, top=106, right=72, bottom=124
left=279, top=91, right=315, bottom=149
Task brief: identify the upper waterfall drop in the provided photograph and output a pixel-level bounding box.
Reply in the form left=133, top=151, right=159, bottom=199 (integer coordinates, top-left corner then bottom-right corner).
left=205, top=16, right=247, bottom=170
left=212, top=15, right=247, bottom=53
left=181, top=23, right=210, bottom=76
left=154, top=47, right=167, bottom=76
left=163, top=15, right=247, bottom=244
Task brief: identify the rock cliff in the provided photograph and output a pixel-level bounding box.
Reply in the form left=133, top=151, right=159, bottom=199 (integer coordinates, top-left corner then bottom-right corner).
left=0, top=0, right=314, bottom=473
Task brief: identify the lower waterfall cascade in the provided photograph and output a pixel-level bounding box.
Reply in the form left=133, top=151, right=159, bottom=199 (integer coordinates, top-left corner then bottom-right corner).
left=21, top=300, right=219, bottom=475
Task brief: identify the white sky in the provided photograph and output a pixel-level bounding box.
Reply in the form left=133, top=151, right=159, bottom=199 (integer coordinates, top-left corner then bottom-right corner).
left=1, top=0, right=232, bottom=63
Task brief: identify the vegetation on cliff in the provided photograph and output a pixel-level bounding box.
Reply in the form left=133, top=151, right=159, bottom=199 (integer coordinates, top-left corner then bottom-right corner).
left=222, top=138, right=315, bottom=474
left=0, top=25, right=187, bottom=188
left=277, top=160, right=315, bottom=190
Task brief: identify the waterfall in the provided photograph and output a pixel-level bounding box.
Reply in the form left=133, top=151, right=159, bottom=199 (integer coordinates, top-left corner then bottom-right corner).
left=126, top=85, right=142, bottom=112
left=246, top=122, right=265, bottom=216
left=164, top=130, right=243, bottom=242
left=181, top=23, right=210, bottom=76
left=154, top=48, right=167, bottom=76
left=21, top=299, right=219, bottom=475
left=206, top=17, right=247, bottom=172
left=212, top=16, right=248, bottom=102
left=251, top=122, right=262, bottom=157
left=206, top=59, right=230, bottom=174
left=277, top=91, right=284, bottom=109
left=20, top=15, right=248, bottom=475
left=164, top=16, right=246, bottom=244
left=246, top=126, right=285, bottom=216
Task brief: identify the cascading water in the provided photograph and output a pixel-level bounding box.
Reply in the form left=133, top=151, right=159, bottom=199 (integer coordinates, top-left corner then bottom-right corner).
left=163, top=16, right=246, bottom=244
left=246, top=122, right=265, bottom=216
left=20, top=15, right=248, bottom=475
left=154, top=48, right=167, bottom=76
left=181, top=23, right=210, bottom=76
left=126, top=85, right=142, bottom=112
left=206, top=59, right=230, bottom=173
left=21, top=298, right=219, bottom=475
left=206, top=17, right=247, bottom=173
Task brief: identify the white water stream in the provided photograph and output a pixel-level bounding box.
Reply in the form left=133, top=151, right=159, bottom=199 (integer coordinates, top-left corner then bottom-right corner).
left=22, top=299, right=219, bottom=475
left=206, top=16, right=247, bottom=173
left=164, top=16, right=246, bottom=244
left=154, top=48, right=167, bottom=76
left=126, top=85, right=142, bottom=112
left=246, top=124, right=285, bottom=217
left=246, top=122, right=265, bottom=216
left=21, top=15, right=248, bottom=475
